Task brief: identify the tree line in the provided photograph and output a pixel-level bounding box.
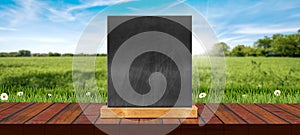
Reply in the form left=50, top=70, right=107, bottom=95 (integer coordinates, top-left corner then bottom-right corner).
left=1, top=29, right=299, bottom=57
left=216, top=29, right=300, bottom=57
left=0, top=50, right=107, bottom=57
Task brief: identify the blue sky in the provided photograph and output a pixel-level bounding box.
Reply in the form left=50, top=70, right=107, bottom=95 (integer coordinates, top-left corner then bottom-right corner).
left=0, top=0, right=300, bottom=53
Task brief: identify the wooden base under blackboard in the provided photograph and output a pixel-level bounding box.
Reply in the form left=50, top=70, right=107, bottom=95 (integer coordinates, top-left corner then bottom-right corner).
left=100, top=105, right=198, bottom=118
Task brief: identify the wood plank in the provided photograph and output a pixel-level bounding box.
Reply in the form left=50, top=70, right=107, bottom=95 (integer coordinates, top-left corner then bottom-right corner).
left=179, top=118, right=202, bottom=125
left=139, top=118, right=162, bottom=124
left=196, top=104, right=223, bottom=124
left=0, top=102, right=32, bottom=121
left=275, top=104, right=300, bottom=117
left=0, top=102, right=18, bottom=112
left=0, top=102, right=53, bottom=124
left=47, top=103, right=88, bottom=124
left=83, top=103, right=104, bottom=116
left=73, top=115, right=98, bottom=124
left=209, top=104, right=247, bottom=135
left=225, top=104, right=265, bottom=124
left=289, top=104, right=300, bottom=109
left=71, top=103, right=91, bottom=124
left=258, top=104, right=300, bottom=124
left=120, top=118, right=139, bottom=124
left=180, top=103, right=206, bottom=135
left=95, top=118, right=120, bottom=124
left=26, top=103, right=69, bottom=124
left=209, top=104, right=246, bottom=124
left=162, top=118, right=180, bottom=124
left=224, top=104, right=268, bottom=135
left=45, top=103, right=89, bottom=135
left=240, top=104, right=288, bottom=124
left=100, top=105, right=198, bottom=118
left=73, top=103, right=104, bottom=124
left=195, top=103, right=205, bottom=114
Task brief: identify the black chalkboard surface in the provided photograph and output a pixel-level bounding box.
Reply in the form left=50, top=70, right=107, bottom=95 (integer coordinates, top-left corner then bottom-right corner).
left=108, top=16, right=192, bottom=107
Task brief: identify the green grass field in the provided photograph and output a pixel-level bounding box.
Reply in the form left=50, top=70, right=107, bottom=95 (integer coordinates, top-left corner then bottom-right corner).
left=0, top=57, right=299, bottom=103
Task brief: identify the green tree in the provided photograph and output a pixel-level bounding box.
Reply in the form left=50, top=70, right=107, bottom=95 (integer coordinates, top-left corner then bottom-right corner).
left=231, top=45, right=246, bottom=56
left=210, top=42, right=230, bottom=56
left=254, top=36, right=272, bottom=49
left=8, top=52, right=20, bottom=57
left=48, top=52, right=61, bottom=56
left=218, top=42, right=230, bottom=52
left=271, top=34, right=299, bottom=56
left=0, top=52, right=8, bottom=57
left=18, top=50, right=31, bottom=56
left=272, top=34, right=284, bottom=41
left=62, top=53, right=74, bottom=56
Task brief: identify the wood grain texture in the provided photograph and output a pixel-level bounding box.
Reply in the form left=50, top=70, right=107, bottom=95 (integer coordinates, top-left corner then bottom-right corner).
left=0, top=103, right=299, bottom=135
left=275, top=104, right=300, bottom=117
left=139, top=118, right=162, bottom=124
left=0, top=102, right=32, bottom=121
left=195, top=104, right=223, bottom=124
left=120, top=118, right=139, bottom=124
left=258, top=104, right=300, bottom=124
left=100, top=105, right=197, bottom=118
left=0, top=102, right=18, bottom=112
left=95, top=118, right=120, bottom=124
left=163, top=119, right=180, bottom=124
left=208, top=104, right=246, bottom=124
left=73, top=103, right=105, bottom=124
left=47, top=103, right=88, bottom=124
left=240, top=104, right=288, bottom=124
left=0, top=102, right=52, bottom=124
left=225, top=104, right=265, bottom=124
left=26, top=103, right=69, bottom=124
left=84, top=103, right=104, bottom=116
left=289, top=104, right=300, bottom=109
left=179, top=118, right=202, bottom=125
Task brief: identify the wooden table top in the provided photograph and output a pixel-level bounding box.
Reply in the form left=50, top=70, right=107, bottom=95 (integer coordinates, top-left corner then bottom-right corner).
left=0, top=103, right=299, bottom=125
left=0, top=103, right=299, bottom=135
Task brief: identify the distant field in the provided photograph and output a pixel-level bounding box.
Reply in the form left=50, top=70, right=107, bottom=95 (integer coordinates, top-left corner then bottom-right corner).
left=0, top=57, right=299, bottom=103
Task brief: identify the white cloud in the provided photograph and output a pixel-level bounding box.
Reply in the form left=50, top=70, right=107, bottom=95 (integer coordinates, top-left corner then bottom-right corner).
left=0, top=27, right=17, bottom=31
left=234, top=25, right=300, bottom=34
left=46, top=0, right=136, bottom=22
left=1, top=0, right=136, bottom=24
left=2, top=0, right=45, bottom=26
left=226, top=38, right=254, bottom=46
left=0, top=37, right=66, bottom=43
left=219, top=36, right=244, bottom=43
left=68, top=0, right=136, bottom=12
left=127, top=7, right=141, bottom=11
left=47, top=8, right=76, bottom=22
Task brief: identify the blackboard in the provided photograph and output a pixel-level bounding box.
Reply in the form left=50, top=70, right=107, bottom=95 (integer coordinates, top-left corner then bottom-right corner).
left=108, top=16, right=192, bottom=107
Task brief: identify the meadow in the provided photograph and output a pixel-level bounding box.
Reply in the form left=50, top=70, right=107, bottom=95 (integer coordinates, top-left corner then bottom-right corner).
left=0, top=57, right=299, bottom=103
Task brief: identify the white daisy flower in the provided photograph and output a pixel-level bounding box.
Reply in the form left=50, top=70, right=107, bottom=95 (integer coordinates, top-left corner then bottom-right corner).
left=17, top=91, right=23, bottom=96
left=199, top=92, right=207, bottom=98
left=86, top=92, right=91, bottom=96
left=47, top=93, right=52, bottom=97
left=1, top=93, right=8, bottom=101
left=274, top=90, right=281, bottom=96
